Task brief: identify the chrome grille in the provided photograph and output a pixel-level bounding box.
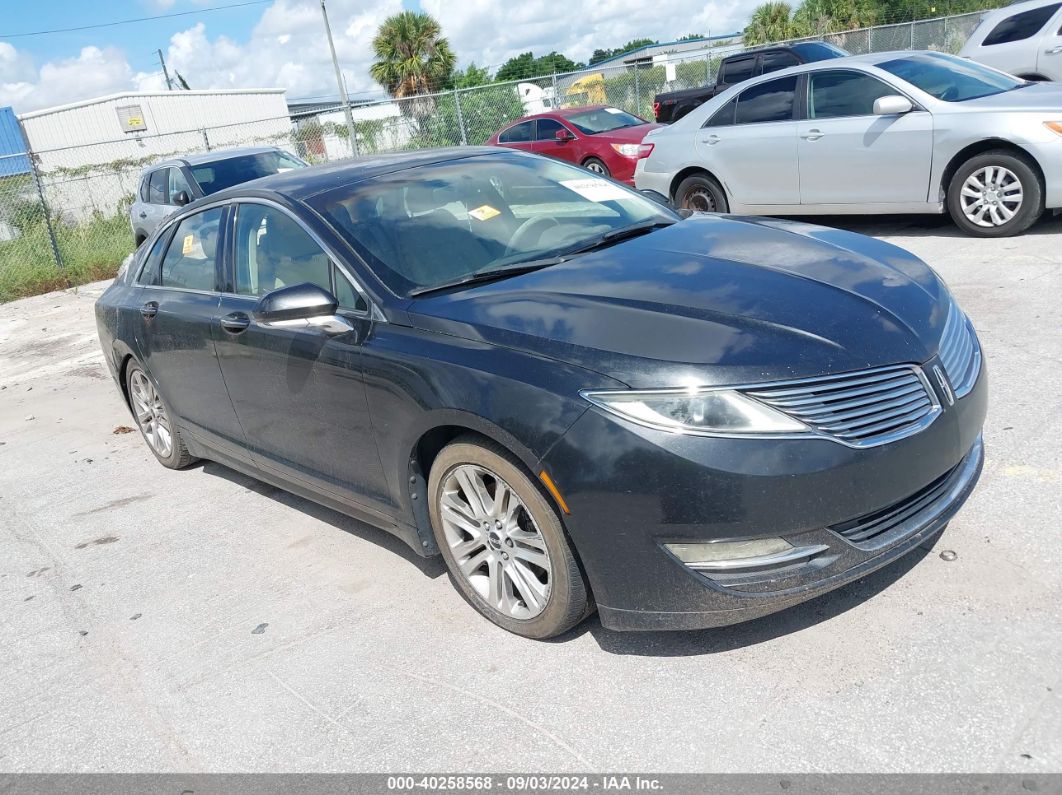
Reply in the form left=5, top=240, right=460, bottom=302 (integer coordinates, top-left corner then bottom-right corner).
left=743, top=365, right=938, bottom=447
left=938, top=304, right=980, bottom=398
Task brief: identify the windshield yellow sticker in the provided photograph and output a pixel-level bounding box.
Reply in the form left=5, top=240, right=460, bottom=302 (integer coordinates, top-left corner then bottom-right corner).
left=182, top=234, right=195, bottom=255
left=469, top=204, right=501, bottom=221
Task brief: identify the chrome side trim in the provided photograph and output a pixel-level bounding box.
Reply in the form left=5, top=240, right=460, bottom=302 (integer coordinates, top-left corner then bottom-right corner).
left=686, top=544, right=831, bottom=572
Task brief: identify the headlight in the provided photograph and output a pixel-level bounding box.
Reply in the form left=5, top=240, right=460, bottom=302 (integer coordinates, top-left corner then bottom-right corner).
left=580, top=387, right=808, bottom=435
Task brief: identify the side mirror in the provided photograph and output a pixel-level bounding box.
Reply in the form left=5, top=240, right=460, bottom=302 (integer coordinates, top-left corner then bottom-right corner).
left=254, top=282, right=352, bottom=335
left=873, top=95, right=913, bottom=115
left=174, top=190, right=191, bottom=207
left=554, top=128, right=574, bottom=142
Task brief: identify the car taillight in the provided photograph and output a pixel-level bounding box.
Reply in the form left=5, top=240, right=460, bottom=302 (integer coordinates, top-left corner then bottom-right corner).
left=653, top=101, right=660, bottom=120
left=638, top=143, right=654, bottom=159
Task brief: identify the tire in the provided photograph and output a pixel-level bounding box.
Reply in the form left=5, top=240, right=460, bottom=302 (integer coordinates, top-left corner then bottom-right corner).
left=428, top=436, right=589, bottom=639
left=583, top=157, right=610, bottom=177
left=125, top=363, right=196, bottom=469
left=947, top=150, right=1043, bottom=238
left=674, top=173, right=729, bottom=213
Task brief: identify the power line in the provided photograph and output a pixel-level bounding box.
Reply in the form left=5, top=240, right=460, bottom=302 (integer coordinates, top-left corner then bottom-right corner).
left=0, top=0, right=272, bottom=39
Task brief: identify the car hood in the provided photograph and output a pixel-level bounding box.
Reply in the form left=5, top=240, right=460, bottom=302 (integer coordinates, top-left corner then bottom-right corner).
left=407, top=215, right=951, bottom=388
left=957, top=82, right=1062, bottom=112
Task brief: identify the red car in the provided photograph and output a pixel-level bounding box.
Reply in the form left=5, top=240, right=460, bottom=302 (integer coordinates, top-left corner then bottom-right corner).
left=487, top=105, right=661, bottom=185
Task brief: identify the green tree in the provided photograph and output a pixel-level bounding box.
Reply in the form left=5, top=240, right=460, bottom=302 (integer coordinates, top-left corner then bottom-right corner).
left=446, top=63, right=491, bottom=90
left=744, top=2, right=799, bottom=45
left=495, top=51, right=582, bottom=81
left=370, top=11, right=456, bottom=100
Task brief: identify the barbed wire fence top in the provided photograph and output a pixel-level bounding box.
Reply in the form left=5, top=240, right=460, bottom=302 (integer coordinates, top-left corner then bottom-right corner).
left=0, top=9, right=989, bottom=302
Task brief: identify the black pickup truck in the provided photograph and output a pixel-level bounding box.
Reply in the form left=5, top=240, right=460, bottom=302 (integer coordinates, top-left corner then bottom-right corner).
left=653, top=41, right=849, bottom=123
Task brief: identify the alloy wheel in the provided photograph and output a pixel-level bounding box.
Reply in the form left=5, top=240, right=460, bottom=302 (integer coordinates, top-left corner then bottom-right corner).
left=960, top=166, right=1023, bottom=228
left=585, top=161, right=607, bottom=174
left=129, top=370, right=173, bottom=458
left=438, top=464, right=553, bottom=619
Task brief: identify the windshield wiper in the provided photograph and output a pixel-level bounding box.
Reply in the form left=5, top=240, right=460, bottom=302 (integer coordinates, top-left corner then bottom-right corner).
left=408, top=258, right=563, bottom=297
left=565, top=219, right=677, bottom=255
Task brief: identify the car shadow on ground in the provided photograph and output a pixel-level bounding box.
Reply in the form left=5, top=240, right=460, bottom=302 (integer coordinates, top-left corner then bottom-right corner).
left=197, top=461, right=448, bottom=580
left=566, top=534, right=940, bottom=657
left=803, top=212, right=1062, bottom=239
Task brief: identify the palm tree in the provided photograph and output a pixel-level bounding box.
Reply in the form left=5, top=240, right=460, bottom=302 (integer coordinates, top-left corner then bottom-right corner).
left=744, top=2, right=798, bottom=45
left=370, top=11, right=456, bottom=116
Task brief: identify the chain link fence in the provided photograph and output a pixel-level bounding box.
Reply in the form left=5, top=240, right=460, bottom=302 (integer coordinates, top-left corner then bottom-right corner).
left=1, top=9, right=991, bottom=301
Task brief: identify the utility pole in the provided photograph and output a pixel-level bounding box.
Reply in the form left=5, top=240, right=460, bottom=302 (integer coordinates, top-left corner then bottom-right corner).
left=320, top=0, right=359, bottom=157
left=157, top=49, right=173, bottom=91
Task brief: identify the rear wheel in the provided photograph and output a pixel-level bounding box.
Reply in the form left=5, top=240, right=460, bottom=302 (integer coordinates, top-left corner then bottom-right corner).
left=947, top=150, right=1043, bottom=238
left=583, top=157, right=610, bottom=177
left=125, top=364, right=195, bottom=469
left=675, top=173, right=729, bottom=213
left=428, top=437, right=589, bottom=639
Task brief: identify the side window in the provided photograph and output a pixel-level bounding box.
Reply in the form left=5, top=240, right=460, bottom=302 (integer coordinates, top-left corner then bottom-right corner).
left=147, top=170, right=168, bottom=204
left=735, top=76, right=798, bottom=124
left=982, top=3, right=1061, bottom=45
left=760, top=51, right=800, bottom=75
left=154, top=208, right=223, bottom=291
left=234, top=204, right=331, bottom=298
left=703, top=97, right=737, bottom=127
left=333, top=268, right=369, bottom=313
left=535, top=118, right=567, bottom=140
left=136, top=230, right=173, bottom=285
left=722, top=56, right=756, bottom=84
left=499, top=121, right=533, bottom=143
left=139, top=175, right=151, bottom=202
left=168, top=169, right=193, bottom=204
left=809, top=70, right=899, bottom=119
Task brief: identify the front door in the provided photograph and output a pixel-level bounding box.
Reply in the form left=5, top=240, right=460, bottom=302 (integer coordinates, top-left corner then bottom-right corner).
left=1038, top=8, right=1062, bottom=80
left=133, top=205, right=246, bottom=450
left=212, top=201, right=392, bottom=513
left=798, top=69, right=934, bottom=206
left=531, top=118, right=579, bottom=165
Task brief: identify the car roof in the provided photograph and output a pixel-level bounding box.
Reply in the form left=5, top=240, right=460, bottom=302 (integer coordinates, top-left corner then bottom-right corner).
left=204, top=146, right=505, bottom=202
left=142, top=146, right=284, bottom=172
left=502, top=104, right=640, bottom=128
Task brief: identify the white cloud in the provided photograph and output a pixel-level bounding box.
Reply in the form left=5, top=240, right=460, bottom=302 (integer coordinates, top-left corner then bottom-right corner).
left=0, top=0, right=752, bottom=114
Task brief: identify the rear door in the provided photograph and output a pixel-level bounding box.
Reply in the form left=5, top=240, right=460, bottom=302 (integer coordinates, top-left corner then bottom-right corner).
left=531, top=117, right=579, bottom=164
left=133, top=204, right=246, bottom=451
left=797, top=69, right=934, bottom=205
left=212, top=200, right=392, bottom=512
left=1037, top=6, right=1062, bottom=79
left=697, top=75, right=801, bottom=205
left=974, top=2, right=1061, bottom=76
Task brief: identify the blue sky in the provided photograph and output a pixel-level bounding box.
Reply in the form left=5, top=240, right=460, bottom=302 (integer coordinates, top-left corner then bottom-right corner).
left=0, top=0, right=747, bottom=112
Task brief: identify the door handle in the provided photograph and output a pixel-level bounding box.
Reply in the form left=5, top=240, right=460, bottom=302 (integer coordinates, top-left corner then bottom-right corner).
left=139, top=301, right=158, bottom=320
left=801, top=129, right=824, bottom=141
left=219, top=312, right=251, bottom=334
left=138, top=212, right=148, bottom=219
left=701, top=134, right=721, bottom=145
left=1046, top=45, right=1062, bottom=54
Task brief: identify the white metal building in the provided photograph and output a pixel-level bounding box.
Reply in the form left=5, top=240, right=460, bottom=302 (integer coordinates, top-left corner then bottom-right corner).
left=18, top=89, right=292, bottom=223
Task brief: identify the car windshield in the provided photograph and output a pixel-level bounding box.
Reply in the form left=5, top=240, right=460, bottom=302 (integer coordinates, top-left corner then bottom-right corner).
left=789, top=41, right=849, bottom=61
left=309, top=153, right=676, bottom=297
left=564, top=108, right=647, bottom=134
left=191, top=151, right=306, bottom=195
left=876, top=52, right=1026, bottom=101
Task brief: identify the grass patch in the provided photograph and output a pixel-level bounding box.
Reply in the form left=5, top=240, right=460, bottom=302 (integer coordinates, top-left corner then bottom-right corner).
left=0, top=214, right=134, bottom=303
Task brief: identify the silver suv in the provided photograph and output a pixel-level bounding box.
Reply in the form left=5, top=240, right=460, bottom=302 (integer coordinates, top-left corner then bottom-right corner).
left=960, top=0, right=1062, bottom=82
left=130, top=147, right=307, bottom=245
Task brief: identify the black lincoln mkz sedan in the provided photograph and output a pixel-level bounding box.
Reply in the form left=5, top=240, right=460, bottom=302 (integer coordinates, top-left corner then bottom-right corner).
left=95, top=147, right=986, bottom=639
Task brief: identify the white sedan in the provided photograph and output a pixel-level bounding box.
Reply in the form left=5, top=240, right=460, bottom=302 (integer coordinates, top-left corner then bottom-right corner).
left=634, top=51, right=1062, bottom=237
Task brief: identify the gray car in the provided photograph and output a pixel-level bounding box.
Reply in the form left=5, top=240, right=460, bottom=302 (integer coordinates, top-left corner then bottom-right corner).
left=635, top=51, right=1062, bottom=236
left=130, top=147, right=307, bottom=245
left=960, top=0, right=1062, bottom=82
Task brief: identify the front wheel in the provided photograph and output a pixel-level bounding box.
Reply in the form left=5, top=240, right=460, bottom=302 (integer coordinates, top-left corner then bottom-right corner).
left=428, top=437, right=589, bottom=639
left=674, top=173, right=729, bottom=213
left=947, top=150, right=1043, bottom=237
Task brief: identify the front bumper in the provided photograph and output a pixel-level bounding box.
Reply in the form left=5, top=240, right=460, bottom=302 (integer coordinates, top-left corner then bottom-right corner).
left=541, top=361, right=987, bottom=631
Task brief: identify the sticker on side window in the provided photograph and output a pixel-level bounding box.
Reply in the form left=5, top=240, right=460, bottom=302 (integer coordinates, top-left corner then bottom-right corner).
left=468, top=204, right=501, bottom=221
left=182, top=234, right=195, bottom=255
left=560, top=178, right=630, bottom=203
